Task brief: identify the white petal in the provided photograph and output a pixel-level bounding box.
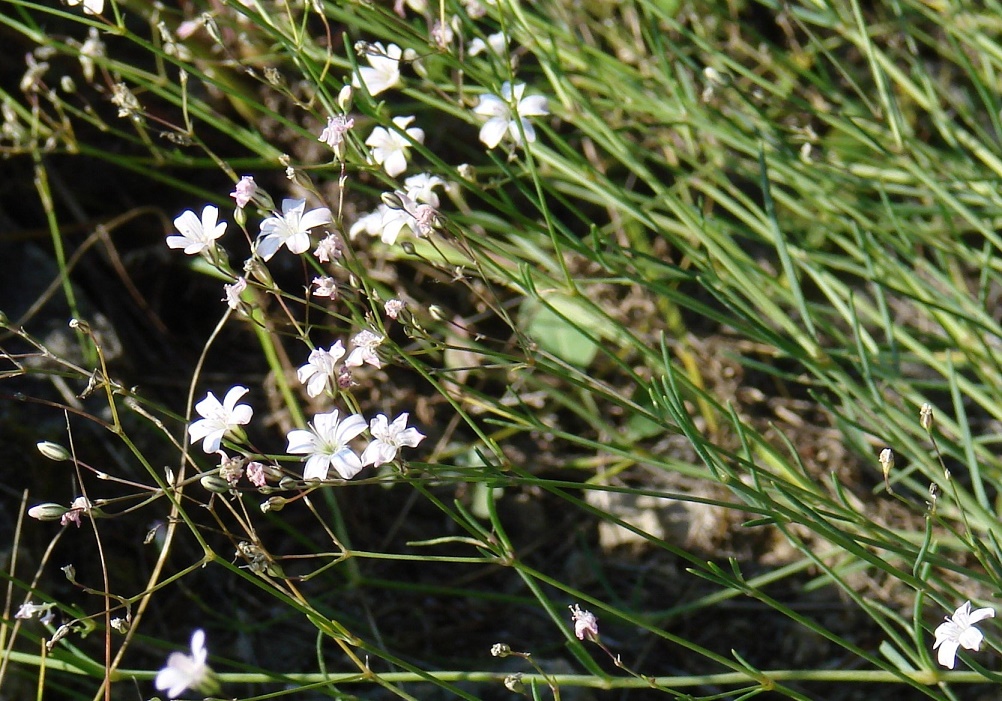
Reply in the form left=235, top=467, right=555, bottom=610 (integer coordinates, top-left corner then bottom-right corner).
left=474, top=94, right=507, bottom=118
left=958, top=626, right=985, bottom=651
left=518, top=95, right=549, bottom=117
left=936, top=639, right=959, bottom=668
left=303, top=455, right=330, bottom=481
left=255, top=234, right=282, bottom=261
left=286, top=429, right=317, bottom=454
left=332, top=450, right=364, bottom=479
left=968, top=606, right=995, bottom=624
left=479, top=118, right=508, bottom=148
left=300, top=207, right=333, bottom=231
left=383, top=150, right=408, bottom=177
left=285, top=231, right=312, bottom=255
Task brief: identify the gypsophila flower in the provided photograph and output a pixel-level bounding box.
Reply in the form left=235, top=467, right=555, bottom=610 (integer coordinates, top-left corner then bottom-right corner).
left=366, top=115, right=424, bottom=177
left=187, top=386, right=253, bottom=453
left=287, top=409, right=367, bottom=480
left=469, top=32, right=506, bottom=57
left=378, top=192, right=438, bottom=244
left=222, top=276, right=247, bottom=310
left=314, top=233, right=343, bottom=262
left=385, top=298, right=405, bottom=319
left=349, top=207, right=386, bottom=239
left=403, top=173, right=444, bottom=207
left=360, top=412, right=426, bottom=467
left=474, top=81, right=549, bottom=149
left=167, top=205, right=226, bottom=255
left=570, top=604, right=599, bottom=641
left=78, top=27, right=104, bottom=83
left=319, top=114, right=354, bottom=154
left=61, top=496, right=93, bottom=527
left=312, top=276, right=337, bottom=298
left=934, top=601, right=995, bottom=668
left=230, top=176, right=256, bottom=208
left=346, top=330, right=384, bottom=368
left=353, top=42, right=403, bottom=96
left=297, top=342, right=346, bottom=398
left=246, top=461, right=268, bottom=488
left=155, top=629, right=218, bottom=699
left=256, top=198, right=333, bottom=260
left=67, top=0, right=104, bottom=15
left=16, top=601, right=55, bottom=622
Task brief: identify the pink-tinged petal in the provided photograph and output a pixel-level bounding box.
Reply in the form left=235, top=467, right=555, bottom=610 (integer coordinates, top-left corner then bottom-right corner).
left=300, top=207, right=333, bottom=231
left=479, top=118, right=508, bottom=148
left=518, top=95, right=549, bottom=117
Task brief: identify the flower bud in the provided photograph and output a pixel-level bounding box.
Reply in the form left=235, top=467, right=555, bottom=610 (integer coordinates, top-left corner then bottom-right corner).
left=200, top=474, right=231, bottom=493
left=503, top=674, right=524, bottom=693
left=279, top=476, right=299, bottom=491
left=28, top=503, right=70, bottom=521
left=490, top=643, right=511, bottom=658
left=920, top=403, right=934, bottom=431
left=37, top=441, right=71, bottom=461
left=260, top=496, right=287, bottom=513
left=337, top=84, right=353, bottom=111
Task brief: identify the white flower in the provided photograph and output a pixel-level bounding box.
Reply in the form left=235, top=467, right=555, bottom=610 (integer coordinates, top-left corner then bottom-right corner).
left=67, top=0, right=104, bottom=15
left=403, top=173, right=444, bottom=208
left=16, top=601, right=55, bottom=622
left=474, top=82, right=549, bottom=149
left=469, top=32, right=506, bottom=57
left=287, top=410, right=368, bottom=480
left=314, top=233, right=343, bottom=262
left=78, top=27, right=105, bottom=83
left=155, top=629, right=214, bottom=699
left=256, top=198, right=332, bottom=260
left=187, top=386, right=253, bottom=453
left=319, top=114, right=354, bottom=153
left=167, top=205, right=226, bottom=255
left=365, top=116, right=423, bottom=177
left=379, top=193, right=437, bottom=244
left=297, top=342, right=345, bottom=398
left=384, top=298, right=405, bottom=319
left=222, top=276, right=247, bottom=310
left=352, top=42, right=403, bottom=96
left=230, top=176, right=256, bottom=208
left=933, top=601, right=995, bottom=668
left=345, top=330, right=384, bottom=368
left=360, top=412, right=425, bottom=467
left=349, top=206, right=388, bottom=239
left=312, top=276, right=337, bottom=298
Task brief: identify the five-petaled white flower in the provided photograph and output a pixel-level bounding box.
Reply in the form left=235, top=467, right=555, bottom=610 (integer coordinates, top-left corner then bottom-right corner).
left=933, top=601, right=995, bottom=669
left=167, top=205, right=227, bottom=255
left=67, top=0, right=104, bottom=15
left=352, top=42, right=403, bottom=96
left=365, top=115, right=424, bottom=177
left=287, top=410, right=368, bottom=480
left=256, top=198, right=333, bottom=260
left=474, top=82, right=549, bottom=149
left=155, top=629, right=217, bottom=699
left=360, top=412, right=425, bottom=467
left=345, top=330, right=384, bottom=368
left=297, top=342, right=345, bottom=398
left=188, top=386, right=253, bottom=453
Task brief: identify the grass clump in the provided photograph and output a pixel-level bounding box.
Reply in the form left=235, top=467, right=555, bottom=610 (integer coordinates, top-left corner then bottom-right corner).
left=2, top=1, right=1002, bottom=699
